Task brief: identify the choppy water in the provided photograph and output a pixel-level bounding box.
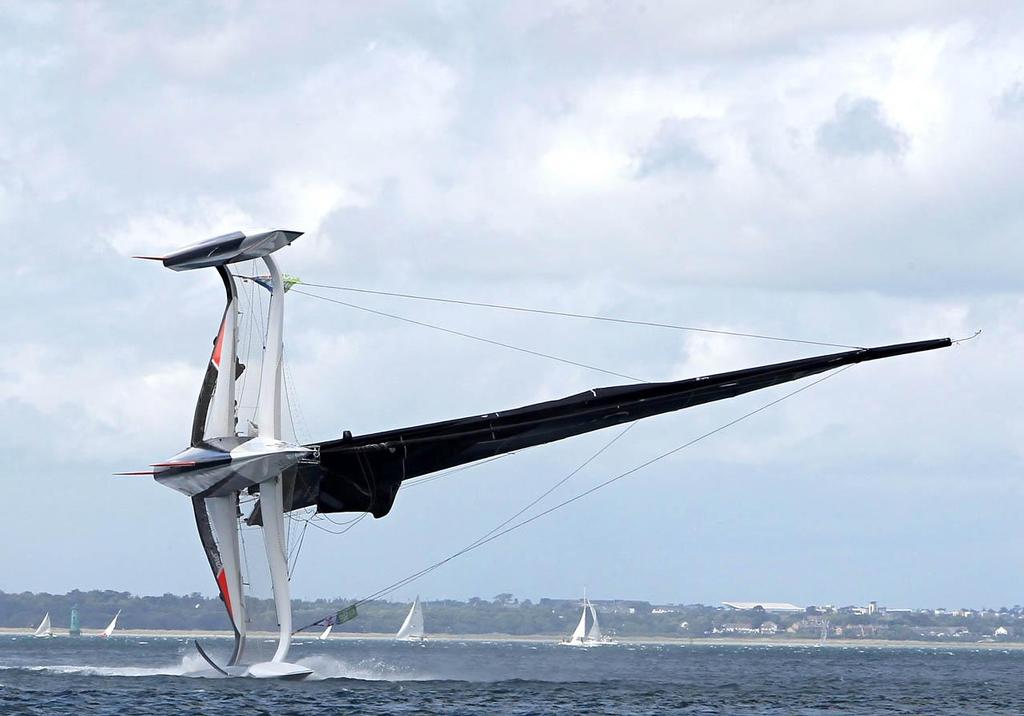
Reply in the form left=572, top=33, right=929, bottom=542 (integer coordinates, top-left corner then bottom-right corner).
left=1, top=635, right=1022, bottom=715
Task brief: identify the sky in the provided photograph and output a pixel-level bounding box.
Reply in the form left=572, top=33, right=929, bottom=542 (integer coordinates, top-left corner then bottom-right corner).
left=1, top=1, right=1022, bottom=610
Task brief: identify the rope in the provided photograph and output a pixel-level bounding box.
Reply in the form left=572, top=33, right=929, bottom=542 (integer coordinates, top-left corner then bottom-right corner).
left=333, top=365, right=851, bottom=615
left=296, top=281, right=865, bottom=350
left=290, top=288, right=644, bottom=382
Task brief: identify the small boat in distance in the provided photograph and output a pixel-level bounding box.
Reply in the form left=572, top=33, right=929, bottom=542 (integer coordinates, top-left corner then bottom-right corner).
left=100, top=610, right=121, bottom=638
left=32, top=613, right=53, bottom=638
left=562, top=593, right=612, bottom=646
left=318, top=624, right=333, bottom=640
left=396, top=596, right=425, bottom=641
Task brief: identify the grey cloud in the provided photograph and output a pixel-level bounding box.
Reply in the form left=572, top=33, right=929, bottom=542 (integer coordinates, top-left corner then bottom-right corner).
left=816, top=96, right=909, bottom=158
left=635, top=118, right=715, bottom=177
left=996, top=80, right=1024, bottom=117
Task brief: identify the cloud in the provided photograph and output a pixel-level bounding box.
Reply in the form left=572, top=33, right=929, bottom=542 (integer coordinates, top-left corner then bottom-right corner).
left=0, top=2, right=1022, bottom=605
left=816, top=96, right=910, bottom=158
left=996, top=80, right=1024, bottom=117
left=635, top=118, right=715, bottom=177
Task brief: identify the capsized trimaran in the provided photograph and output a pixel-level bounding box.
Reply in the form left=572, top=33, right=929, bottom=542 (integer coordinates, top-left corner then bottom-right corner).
left=128, top=229, right=952, bottom=679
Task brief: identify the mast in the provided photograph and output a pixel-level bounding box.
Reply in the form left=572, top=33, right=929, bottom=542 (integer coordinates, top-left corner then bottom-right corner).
left=257, top=253, right=293, bottom=664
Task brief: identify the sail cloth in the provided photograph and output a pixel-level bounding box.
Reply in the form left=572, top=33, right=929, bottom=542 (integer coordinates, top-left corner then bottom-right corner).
left=569, top=605, right=590, bottom=642
left=396, top=597, right=425, bottom=640
left=587, top=604, right=602, bottom=641
left=33, top=613, right=52, bottom=638
left=252, top=338, right=949, bottom=523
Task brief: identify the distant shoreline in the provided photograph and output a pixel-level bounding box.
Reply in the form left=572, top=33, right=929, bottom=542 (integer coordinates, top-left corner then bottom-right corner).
left=3, top=628, right=1022, bottom=650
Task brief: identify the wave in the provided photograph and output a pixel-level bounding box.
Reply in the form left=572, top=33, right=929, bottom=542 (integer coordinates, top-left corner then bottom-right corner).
left=0, top=653, right=442, bottom=682
left=297, top=655, right=436, bottom=681
left=0, top=653, right=216, bottom=678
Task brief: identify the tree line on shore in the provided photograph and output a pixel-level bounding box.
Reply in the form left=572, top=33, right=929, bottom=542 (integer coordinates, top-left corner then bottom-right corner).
left=2, top=590, right=1021, bottom=642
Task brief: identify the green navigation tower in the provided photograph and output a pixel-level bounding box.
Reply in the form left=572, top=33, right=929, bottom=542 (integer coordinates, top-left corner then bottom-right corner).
left=69, top=605, right=81, bottom=637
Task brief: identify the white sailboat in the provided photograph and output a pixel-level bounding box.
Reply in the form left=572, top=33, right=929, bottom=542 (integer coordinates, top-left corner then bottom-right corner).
left=395, top=596, right=425, bottom=641
left=100, top=610, right=121, bottom=638
left=562, top=594, right=611, bottom=646
left=318, top=624, right=333, bottom=640
left=32, top=613, right=53, bottom=638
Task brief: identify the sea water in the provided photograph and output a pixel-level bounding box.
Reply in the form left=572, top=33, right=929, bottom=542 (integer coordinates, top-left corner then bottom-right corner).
left=1, top=635, right=1023, bottom=714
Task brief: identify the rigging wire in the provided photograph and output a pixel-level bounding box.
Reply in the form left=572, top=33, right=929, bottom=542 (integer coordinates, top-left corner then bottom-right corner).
left=287, top=517, right=310, bottom=579
left=296, top=281, right=865, bottom=351
left=329, top=365, right=852, bottom=615
left=282, top=348, right=312, bottom=444
left=250, top=264, right=269, bottom=420
left=401, top=454, right=515, bottom=490
left=320, top=512, right=369, bottom=527
left=291, top=288, right=645, bottom=383
left=305, top=511, right=370, bottom=536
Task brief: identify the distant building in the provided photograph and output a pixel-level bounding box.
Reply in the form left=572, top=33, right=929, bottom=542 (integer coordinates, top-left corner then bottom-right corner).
left=722, top=602, right=804, bottom=613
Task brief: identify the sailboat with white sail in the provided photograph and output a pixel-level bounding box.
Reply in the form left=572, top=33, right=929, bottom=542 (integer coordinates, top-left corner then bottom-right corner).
left=32, top=613, right=53, bottom=638
left=318, top=624, right=333, bottom=640
left=562, top=593, right=611, bottom=646
left=100, top=610, right=121, bottom=638
left=396, top=596, right=425, bottom=641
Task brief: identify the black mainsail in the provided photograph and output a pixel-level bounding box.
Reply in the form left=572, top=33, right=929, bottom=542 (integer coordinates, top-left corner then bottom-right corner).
left=250, top=337, right=950, bottom=524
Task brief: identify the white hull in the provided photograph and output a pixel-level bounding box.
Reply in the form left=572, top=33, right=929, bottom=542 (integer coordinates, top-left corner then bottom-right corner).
left=560, top=637, right=612, bottom=647
left=246, top=661, right=313, bottom=680
left=188, top=664, right=313, bottom=680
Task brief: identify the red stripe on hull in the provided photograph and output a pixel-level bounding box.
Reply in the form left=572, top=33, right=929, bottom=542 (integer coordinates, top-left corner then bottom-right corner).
left=211, top=319, right=226, bottom=369
left=216, top=568, right=234, bottom=619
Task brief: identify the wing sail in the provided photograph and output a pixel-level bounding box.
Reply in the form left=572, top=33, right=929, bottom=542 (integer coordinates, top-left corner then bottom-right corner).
left=254, top=337, right=949, bottom=523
